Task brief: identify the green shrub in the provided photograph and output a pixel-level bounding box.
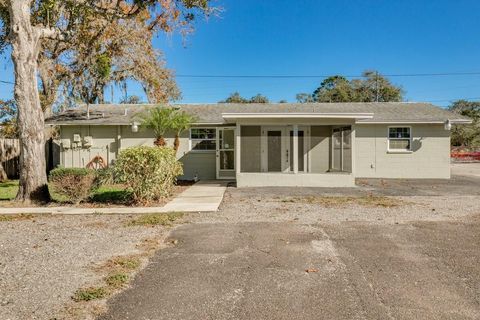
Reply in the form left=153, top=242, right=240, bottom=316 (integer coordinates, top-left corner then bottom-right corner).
left=49, top=167, right=97, bottom=204
left=113, top=146, right=183, bottom=203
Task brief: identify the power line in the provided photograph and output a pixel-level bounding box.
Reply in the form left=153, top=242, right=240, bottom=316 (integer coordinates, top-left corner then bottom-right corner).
left=423, top=97, right=480, bottom=103
left=176, top=71, right=480, bottom=79
left=0, top=80, right=14, bottom=85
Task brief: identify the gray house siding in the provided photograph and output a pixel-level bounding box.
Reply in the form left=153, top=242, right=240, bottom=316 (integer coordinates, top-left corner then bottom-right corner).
left=355, top=124, right=451, bottom=179
left=59, top=125, right=216, bottom=181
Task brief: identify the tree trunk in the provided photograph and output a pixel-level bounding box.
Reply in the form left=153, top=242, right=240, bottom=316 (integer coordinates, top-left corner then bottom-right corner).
left=9, top=2, right=49, bottom=203
left=0, top=163, right=7, bottom=182
left=173, top=134, right=180, bottom=154
left=154, top=136, right=166, bottom=147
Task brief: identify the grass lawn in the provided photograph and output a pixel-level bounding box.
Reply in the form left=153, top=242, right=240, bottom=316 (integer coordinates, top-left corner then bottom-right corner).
left=0, top=180, right=19, bottom=201
left=0, top=180, right=131, bottom=204
left=89, top=185, right=132, bottom=204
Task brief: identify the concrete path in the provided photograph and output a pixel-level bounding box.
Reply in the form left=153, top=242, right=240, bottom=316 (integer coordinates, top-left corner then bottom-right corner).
left=0, top=180, right=228, bottom=215
left=161, top=180, right=228, bottom=212
left=99, top=220, right=480, bottom=320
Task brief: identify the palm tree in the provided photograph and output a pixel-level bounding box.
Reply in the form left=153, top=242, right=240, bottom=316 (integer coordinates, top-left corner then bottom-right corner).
left=170, top=111, right=197, bottom=153
left=137, top=106, right=175, bottom=147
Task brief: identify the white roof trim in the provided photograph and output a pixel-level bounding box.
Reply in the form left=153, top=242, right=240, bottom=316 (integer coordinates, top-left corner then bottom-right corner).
left=356, top=119, right=472, bottom=124
left=222, top=112, right=374, bottom=120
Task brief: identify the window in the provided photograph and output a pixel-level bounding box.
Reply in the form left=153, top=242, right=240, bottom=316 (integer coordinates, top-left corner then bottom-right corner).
left=388, top=127, right=411, bottom=151
left=190, top=128, right=216, bottom=151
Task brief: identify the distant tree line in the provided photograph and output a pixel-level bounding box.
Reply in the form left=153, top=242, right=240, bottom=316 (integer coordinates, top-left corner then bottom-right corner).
left=296, top=70, right=403, bottom=103
left=449, top=100, right=480, bottom=148
left=220, top=92, right=271, bottom=104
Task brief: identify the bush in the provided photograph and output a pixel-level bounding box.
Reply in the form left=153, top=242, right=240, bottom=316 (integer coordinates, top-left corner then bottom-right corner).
left=49, top=167, right=97, bottom=204
left=113, top=146, right=183, bottom=203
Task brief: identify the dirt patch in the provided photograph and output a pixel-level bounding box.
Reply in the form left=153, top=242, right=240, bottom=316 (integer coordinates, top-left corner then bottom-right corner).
left=280, top=195, right=404, bottom=208
left=0, top=214, right=177, bottom=320
left=0, top=213, right=35, bottom=222
left=126, top=212, right=184, bottom=227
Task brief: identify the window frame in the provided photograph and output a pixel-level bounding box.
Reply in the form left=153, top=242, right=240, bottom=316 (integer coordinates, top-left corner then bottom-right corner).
left=387, top=126, right=413, bottom=153
left=189, top=127, right=217, bottom=152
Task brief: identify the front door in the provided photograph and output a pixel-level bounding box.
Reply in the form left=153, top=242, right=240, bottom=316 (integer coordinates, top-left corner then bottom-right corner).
left=216, top=127, right=235, bottom=179
left=262, top=127, right=288, bottom=172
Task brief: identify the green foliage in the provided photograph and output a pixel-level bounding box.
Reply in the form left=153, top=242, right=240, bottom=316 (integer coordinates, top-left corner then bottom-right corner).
left=104, top=273, right=129, bottom=289
left=113, top=146, right=183, bottom=203
left=449, top=100, right=480, bottom=147
left=72, top=287, right=108, bottom=302
left=313, top=75, right=355, bottom=102
left=120, top=95, right=143, bottom=104
left=0, top=100, right=17, bottom=138
left=138, top=106, right=196, bottom=148
left=299, top=70, right=403, bottom=103
left=0, top=180, right=18, bottom=201
left=296, top=93, right=314, bottom=103
left=171, top=110, right=197, bottom=151
left=170, top=111, right=197, bottom=135
left=0, top=4, right=9, bottom=54
left=94, top=167, right=117, bottom=186
left=90, top=185, right=132, bottom=204
left=95, top=53, right=112, bottom=80
left=137, top=106, right=175, bottom=143
left=249, top=94, right=270, bottom=103
left=220, top=92, right=249, bottom=103
left=220, top=92, right=270, bottom=103
left=48, top=167, right=97, bottom=204
left=105, top=256, right=141, bottom=271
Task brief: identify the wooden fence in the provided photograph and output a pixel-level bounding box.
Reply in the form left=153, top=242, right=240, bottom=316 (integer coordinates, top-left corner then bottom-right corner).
left=0, top=139, right=20, bottom=180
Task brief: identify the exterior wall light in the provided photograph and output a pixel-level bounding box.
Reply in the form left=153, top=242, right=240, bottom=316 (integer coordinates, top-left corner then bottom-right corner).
left=444, top=119, right=452, bottom=131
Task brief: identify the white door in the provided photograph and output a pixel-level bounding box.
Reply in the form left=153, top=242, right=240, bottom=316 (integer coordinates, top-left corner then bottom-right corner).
left=216, top=127, right=236, bottom=179
left=332, top=128, right=343, bottom=171
left=287, top=126, right=310, bottom=173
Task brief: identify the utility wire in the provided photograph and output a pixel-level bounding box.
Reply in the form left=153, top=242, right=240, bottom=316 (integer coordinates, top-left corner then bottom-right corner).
left=176, top=71, right=480, bottom=79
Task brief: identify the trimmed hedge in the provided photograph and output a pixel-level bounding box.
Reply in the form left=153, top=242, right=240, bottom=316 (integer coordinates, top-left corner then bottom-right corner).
left=49, top=167, right=97, bottom=204
left=113, top=146, right=183, bottom=203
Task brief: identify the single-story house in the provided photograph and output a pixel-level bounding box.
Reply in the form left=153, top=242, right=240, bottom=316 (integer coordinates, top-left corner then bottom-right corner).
left=45, top=102, right=471, bottom=187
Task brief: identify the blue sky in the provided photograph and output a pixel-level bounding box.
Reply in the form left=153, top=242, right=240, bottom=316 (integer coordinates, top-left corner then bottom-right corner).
left=2, top=0, right=480, bottom=106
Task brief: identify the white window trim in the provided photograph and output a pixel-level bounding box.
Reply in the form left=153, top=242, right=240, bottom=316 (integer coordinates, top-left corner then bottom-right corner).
left=387, top=126, right=413, bottom=153
left=189, top=127, right=217, bottom=153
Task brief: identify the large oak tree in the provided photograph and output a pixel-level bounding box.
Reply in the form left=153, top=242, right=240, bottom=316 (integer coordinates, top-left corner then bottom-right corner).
left=0, top=0, right=212, bottom=203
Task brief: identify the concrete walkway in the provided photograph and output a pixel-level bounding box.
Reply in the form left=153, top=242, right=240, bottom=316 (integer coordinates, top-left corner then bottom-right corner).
left=162, top=180, right=228, bottom=212
left=0, top=180, right=228, bottom=215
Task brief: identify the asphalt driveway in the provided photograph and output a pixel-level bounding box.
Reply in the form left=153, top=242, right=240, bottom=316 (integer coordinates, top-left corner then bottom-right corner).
left=99, top=218, right=480, bottom=320
left=99, top=164, right=480, bottom=320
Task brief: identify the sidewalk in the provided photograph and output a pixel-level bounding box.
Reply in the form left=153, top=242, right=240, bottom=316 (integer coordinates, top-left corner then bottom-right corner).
left=0, top=181, right=228, bottom=215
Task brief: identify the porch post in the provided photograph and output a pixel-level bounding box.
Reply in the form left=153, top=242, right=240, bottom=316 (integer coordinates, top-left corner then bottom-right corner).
left=235, top=123, right=241, bottom=176
left=293, top=124, right=299, bottom=174
left=351, top=124, right=356, bottom=177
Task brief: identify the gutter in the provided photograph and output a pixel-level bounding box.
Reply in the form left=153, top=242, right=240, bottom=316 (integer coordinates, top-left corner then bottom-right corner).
left=356, top=119, right=472, bottom=125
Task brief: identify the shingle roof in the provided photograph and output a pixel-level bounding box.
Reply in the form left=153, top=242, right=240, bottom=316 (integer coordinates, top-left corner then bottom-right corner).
left=45, top=102, right=471, bottom=125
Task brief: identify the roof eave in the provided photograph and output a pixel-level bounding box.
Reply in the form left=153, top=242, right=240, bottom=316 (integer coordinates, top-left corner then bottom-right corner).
left=356, top=119, right=473, bottom=124
left=222, top=112, right=374, bottom=120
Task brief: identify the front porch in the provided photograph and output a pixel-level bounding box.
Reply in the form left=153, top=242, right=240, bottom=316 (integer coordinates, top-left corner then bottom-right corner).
left=222, top=113, right=367, bottom=187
